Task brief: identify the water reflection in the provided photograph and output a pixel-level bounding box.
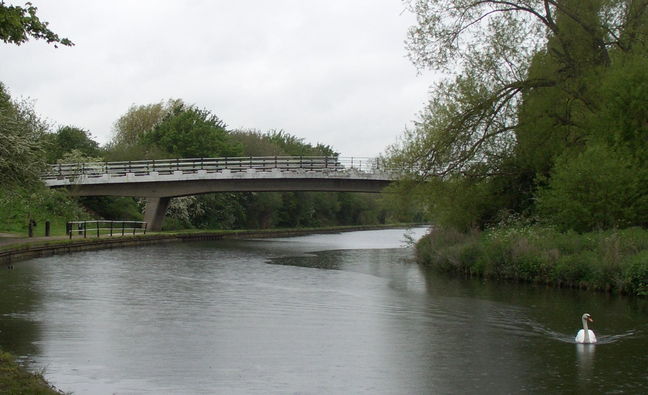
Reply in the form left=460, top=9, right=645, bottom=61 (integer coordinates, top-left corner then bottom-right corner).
left=0, top=266, right=43, bottom=358
left=576, top=344, right=596, bottom=385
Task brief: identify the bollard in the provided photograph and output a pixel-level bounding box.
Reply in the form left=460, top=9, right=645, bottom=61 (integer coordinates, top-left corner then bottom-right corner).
left=45, top=221, right=51, bottom=237
left=28, top=219, right=36, bottom=237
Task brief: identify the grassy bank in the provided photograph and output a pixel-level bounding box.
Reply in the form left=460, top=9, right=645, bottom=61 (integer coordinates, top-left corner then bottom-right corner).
left=416, top=225, right=648, bottom=296
left=0, top=351, right=63, bottom=394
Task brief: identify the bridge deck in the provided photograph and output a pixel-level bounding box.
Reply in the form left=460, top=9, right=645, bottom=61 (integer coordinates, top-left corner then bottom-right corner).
left=44, top=156, right=394, bottom=194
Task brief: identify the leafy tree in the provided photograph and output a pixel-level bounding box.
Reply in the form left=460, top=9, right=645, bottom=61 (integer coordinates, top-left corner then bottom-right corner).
left=111, top=99, right=182, bottom=148
left=537, top=144, right=648, bottom=232
left=0, top=1, right=73, bottom=46
left=394, top=0, right=638, bottom=178
left=243, top=192, right=283, bottom=228
left=390, top=0, right=648, bottom=231
left=231, top=129, right=291, bottom=156
left=104, top=99, right=183, bottom=161
left=144, top=105, right=242, bottom=158
left=0, top=83, right=47, bottom=189
left=41, top=126, right=100, bottom=163
left=232, top=129, right=337, bottom=157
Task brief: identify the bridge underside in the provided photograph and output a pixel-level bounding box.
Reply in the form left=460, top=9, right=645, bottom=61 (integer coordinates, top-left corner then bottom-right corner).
left=57, top=177, right=391, bottom=231
left=62, top=177, right=390, bottom=198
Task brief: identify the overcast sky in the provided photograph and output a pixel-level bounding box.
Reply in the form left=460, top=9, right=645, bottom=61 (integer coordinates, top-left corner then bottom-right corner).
left=0, top=0, right=435, bottom=157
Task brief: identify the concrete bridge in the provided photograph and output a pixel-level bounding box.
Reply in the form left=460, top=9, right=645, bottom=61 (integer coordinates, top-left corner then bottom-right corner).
left=43, top=156, right=395, bottom=230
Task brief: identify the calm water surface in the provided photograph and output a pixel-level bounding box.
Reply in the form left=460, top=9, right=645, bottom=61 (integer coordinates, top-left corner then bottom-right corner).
left=1, top=228, right=647, bottom=394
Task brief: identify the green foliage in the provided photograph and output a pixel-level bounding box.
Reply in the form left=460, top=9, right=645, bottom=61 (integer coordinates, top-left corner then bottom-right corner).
left=0, top=350, right=61, bottom=394
left=0, top=1, right=72, bottom=47
left=589, top=54, right=648, bottom=158
left=0, top=83, right=47, bottom=189
left=232, top=129, right=336, bottom=157
left=111, top=99, right=182, bottom=147
left=41, top=126, right=101, bottom=163
left=624, top=251, right=648, bottom=296
left=392, top=0, right=648, bottom=233
left=0, top=186, right=89, bottom=235
left=144, top=105, right=242, bottom=158
left=104, top=99, right=184, bottom=161
left=184, top=193, right=247, bottom=230
left=536, top=144, right=648, bottom=232
left=78, top=196, right=142, bottom=221
left=231, top=129, right=286, bottom=156
left=416, top=225, right=648, bottom=296
left=264, top=130, right=335, bottom=156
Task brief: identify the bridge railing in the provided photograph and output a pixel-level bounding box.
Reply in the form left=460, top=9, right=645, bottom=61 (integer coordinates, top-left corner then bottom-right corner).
left=43, top=156, right=388, bottom=180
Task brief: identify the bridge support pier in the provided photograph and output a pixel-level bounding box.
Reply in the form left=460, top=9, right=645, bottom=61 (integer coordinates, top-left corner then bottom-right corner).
left=144, top=197, right=171, bottom=231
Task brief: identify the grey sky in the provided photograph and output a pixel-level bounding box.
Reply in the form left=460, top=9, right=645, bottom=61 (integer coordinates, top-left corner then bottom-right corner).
left=0, top=0, right=435, bottom=157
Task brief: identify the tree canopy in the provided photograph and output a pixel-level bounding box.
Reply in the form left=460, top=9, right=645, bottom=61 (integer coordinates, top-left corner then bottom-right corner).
left=143, top=104, right=242, bottom=158
left=41, top=126, right=100, bottom=163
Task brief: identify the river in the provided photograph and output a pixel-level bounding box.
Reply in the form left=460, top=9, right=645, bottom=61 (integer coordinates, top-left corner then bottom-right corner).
left=1, top=228, right=647, bottom=394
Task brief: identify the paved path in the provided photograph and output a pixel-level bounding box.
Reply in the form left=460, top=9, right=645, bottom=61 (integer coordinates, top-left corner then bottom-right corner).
left=0, top=234, right=69, bottom=247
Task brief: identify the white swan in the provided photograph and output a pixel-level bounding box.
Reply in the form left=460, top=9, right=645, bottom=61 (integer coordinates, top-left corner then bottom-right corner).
left=575, top=313, right=597, bottom=344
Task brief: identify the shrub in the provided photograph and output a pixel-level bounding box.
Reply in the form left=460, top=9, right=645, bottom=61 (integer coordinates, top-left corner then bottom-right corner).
left=536, top=144, right=647, bottom=232
left=623, top=251, right=648, bottom=296
left=416, top=225, right=648, bottom=296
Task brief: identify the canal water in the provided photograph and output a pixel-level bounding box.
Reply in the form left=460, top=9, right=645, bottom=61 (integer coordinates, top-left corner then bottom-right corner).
left=1, top=228, right=647, bottom=394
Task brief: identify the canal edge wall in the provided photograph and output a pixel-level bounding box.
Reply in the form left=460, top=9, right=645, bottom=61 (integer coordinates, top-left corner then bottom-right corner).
left=0, top=225, right=422, bottom=265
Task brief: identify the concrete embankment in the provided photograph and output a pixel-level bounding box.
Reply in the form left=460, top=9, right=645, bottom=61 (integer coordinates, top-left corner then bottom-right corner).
left=0, top=225, right=416, bottom=265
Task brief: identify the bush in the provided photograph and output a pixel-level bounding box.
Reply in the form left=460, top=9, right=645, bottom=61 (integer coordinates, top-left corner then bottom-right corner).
left=536, top=144, right=647, bottom=232
left=623, top=251, right=648, bottom=296
left=416, top=225, right=648, bottom=296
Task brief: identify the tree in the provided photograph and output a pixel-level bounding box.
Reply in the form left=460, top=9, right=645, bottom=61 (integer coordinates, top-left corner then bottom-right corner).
left=394, top=0, right=647, bottom=179
left=0, top=83, right=47, bottom=189
left=111, top=99, right=182, bottom=147
left=41, top=126, right=100, bottom=163
left=390, top=0, right=648, bottom=231
left=143, top=104, right=242, bottom=158
left=537, top=144, right=648, bottom=231
left=0, top=1, right=73, bottom=47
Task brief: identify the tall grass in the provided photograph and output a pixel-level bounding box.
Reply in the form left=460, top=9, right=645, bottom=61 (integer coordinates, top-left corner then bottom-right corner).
left=416, top=225, right=648, bottom=296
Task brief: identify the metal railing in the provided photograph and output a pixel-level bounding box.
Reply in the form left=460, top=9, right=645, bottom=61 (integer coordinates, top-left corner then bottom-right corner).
left=67, top=220, right=148, bottom=239
left=43, top=156, right=388, bottom=180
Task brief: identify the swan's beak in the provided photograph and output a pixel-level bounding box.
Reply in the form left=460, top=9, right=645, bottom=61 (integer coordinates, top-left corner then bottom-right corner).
left=587, top=317, right=594, bottom=322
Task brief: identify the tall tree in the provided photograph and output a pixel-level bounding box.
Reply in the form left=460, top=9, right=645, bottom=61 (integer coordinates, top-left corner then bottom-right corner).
left=0, top=83, right=47, bottom=188
left=389, top=0, right=648, bottom=230
left=394, top=0, right=647, bottom=178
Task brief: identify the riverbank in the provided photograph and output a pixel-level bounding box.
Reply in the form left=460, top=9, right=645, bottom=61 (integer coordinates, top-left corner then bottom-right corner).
left=416, top=225, right=648, bottom=297
left=0, top=351, right=63, bottom=394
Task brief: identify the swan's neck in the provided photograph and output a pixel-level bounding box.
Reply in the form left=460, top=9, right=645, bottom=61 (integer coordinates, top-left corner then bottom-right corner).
left=582, top=319, right=590, bottom=342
